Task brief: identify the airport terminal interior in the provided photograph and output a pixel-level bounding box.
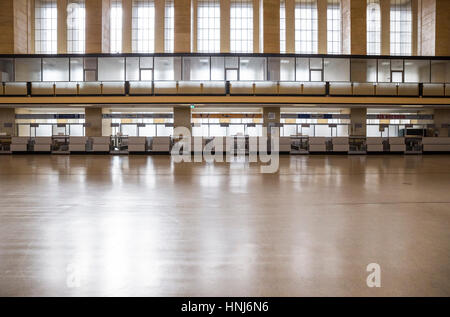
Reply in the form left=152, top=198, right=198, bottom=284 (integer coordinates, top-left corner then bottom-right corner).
left=0, top=0, right=449, bottom=296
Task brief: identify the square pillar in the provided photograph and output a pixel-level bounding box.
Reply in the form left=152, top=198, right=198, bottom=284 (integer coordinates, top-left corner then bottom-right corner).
left=57, top=0, right=68, bottom=53
left=0, top=108, right=16, bottom=137
left=263, top=107, right=281, bottom=138
left=262, top=0, right=280, bottom=54
left=155, top=0, right=165, bottom=53
left=419, top=0, right=450, bottom=56
left=350, top=108, right=367, bottom=137
left=220, top=0, right=230, bottom=53
left=0, top=0, right=32, bottom=54
left=85, top=108, right=104, bottom=137
left=433, top=109, right=450, bottom=137
left=380, top=0, right=390, bottom=55
left=174, top=107, right=192, bottom=134
left=342, top=0, right=366, bottom=55
left=122, top=0, right=132, bottom=53
left=318, top=0, right=327, bottom=54
left=86, top=0, right=111, bottom=53
left=174, top=0, right=191, bottom=53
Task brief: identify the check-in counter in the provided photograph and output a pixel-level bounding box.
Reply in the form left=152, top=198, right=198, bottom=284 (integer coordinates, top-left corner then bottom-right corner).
left=128, top=137, right=147, bottom=153
left=279, top=137, right=291, bottom=152
left=422, top=137, right=450, bottom=152
left=389, top=137, right=406, bottom=153
left=69, top=137, right=88, bottom=152
left=11, top=137, right=29, bottom=152
left=309, top=137, right=329, bottom=152
left=366, top=137, right=385, bottom=152
left=34, top=137, right=52, bottom=152
left=332, top=137, right=349, bottom=152
left=91, top=137, right=110, bottom=152
left=151, top=136, right=171, bottom=152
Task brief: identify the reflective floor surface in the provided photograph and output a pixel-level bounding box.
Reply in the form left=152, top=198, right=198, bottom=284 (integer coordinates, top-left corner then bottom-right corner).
left=0, top=154, right=449, bottom=296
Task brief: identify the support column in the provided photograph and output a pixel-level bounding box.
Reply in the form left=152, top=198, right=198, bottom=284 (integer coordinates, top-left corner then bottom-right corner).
left=419, top=0, right=450, bottom=56
left=317, top=0, right=327, bottom=54
left=411, top=0, right=418, bottom=56
left=342, top=0, right=366, bottom=55
left=285, top=0, right=295, bottom=53
left=174, top=0, right=191, bottom=53
left=173, top=107, right=192, bottom=134
left=0, top=108, right=16, bottom=137
left=220, top=0, right=230, bottom=53
left=86, top=0, right=111, bottom=53
left=155, top=0, right=165, bottom=53
left=85, top=108, right=104, bottom=137
left=57, top=0, right=68, bottom=54
left=262, top=0, right=280, bottom=54
left=380, top=0, right=390, bottom=55
left=0, top=0, right=33, bottom=54
left=263, top=107, right=281, bottom=138
left=122, top=0, right=132, bottom=53
left=253, top=0, right=260, bottom=53
left=350, top=108, right=367, bottom=137
left=433, top=109, right=450, bottom=137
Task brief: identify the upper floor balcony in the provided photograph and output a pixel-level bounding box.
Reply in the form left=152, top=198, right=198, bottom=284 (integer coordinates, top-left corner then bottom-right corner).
left=1, top=53, right=449, bottom=98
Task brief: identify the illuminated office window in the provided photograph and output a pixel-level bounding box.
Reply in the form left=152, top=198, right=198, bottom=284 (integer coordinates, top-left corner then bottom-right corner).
left=390, top=0, right=412, bottom=56
left=327, top=0, right=341, bottom=54
left=164, top=0, right=174, bottom=52
left=280, top=0, right=286, bottom=53
left=367, top=0, right=381, bottom=55
left=111, top=0, right=123, bottom=53
left=132, top=0, right=155, bottom=53
left=197, top=0, right=220, bottom=53
left=67, top=0, right=86, bottom=54
left=295, top=0, right=318, bottom=54
left=230, top=0, right=253, bottom=53
left=35, top=0, right=57, bottom=54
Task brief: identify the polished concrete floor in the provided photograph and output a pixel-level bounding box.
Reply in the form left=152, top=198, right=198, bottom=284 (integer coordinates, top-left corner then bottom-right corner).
left=0, top=154, right=449, bottom=297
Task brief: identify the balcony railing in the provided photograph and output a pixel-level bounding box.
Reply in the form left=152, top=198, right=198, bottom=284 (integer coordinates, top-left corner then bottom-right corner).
left=2, top=81, right=450, bottom=97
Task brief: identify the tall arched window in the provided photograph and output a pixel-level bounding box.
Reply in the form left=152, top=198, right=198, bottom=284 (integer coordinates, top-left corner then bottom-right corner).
left=197, top=0, right=220, bottom=53
left=367, top=0, right=381, bottom=55
left=67, top=0, right=86, bottom=54
left=390, top=0, right=412, bottom=55
left=295, top=0, right=318, bottom=54
left=132, top=0, right=155, bottom=53
left=35, top=0, right=57, bottom=54
left=327, top=0, right=341, bottom=54
left=110, top=0, right=123, bottom=53
left=230, top=0, right=253, bottom=53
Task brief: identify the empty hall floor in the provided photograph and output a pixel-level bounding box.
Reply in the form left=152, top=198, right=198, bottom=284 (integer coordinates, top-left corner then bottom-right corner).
left=0, top=154, right=449, bottom=296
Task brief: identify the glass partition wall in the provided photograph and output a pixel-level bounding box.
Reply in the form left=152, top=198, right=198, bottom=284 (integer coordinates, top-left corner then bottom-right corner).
left=0, top=54, right=450, bottom=83
left=1, top=55, right=448, bottom=84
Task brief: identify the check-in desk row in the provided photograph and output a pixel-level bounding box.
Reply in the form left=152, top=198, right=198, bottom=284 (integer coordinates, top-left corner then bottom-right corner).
left=305, top=137, right=450, bottom=154
left=8, top=136, right=172, bottom=154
